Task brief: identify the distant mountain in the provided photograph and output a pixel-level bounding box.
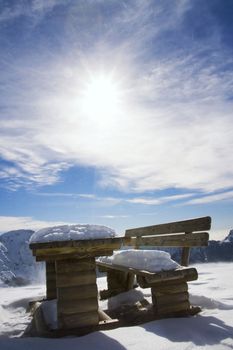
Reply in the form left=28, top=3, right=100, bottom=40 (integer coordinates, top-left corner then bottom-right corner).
left=190, top=230, right=233, bottom=263
left=0, top=229, right=44, bottom=285
left=223, top=229, right=233, bottom=243
left=161, top=232, right=233, bottom=264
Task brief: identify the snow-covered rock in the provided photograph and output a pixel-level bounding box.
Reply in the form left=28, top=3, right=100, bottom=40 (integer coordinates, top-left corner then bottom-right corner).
left=0, top=230, right=44, bottom=285
left=30, top=224, right=116, bottom=243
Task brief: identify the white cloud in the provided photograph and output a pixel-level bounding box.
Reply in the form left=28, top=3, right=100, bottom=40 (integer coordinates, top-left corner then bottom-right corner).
left=36, top=192, right=96, bottom=199
left=186, top=190, right=233, bottom=205
left=0, top=216, right=67, bottom=233
left=0, top=1, right=233, bottom=194
left=98, top=215, right=129, bottom=219
left=127, top=198, right=161, bottom=205
left=127, top=193, right=194, bottom=205
left=34, top=191, right=194, bottom=207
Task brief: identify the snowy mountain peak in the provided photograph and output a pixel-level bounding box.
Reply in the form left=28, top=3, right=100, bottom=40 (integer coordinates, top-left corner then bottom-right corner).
left=223, top=229, right=233, bottom=243
left=0, top=229, right=44, bottom=285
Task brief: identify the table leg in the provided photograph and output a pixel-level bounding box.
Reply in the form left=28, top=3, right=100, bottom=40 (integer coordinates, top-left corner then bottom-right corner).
left=56, top=258, right=99, bottom=329
left=46, top=261, right=57, bottom=300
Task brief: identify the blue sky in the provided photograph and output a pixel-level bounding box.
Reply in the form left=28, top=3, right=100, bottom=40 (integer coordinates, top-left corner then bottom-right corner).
left=0, top=0, right=233, bottom=239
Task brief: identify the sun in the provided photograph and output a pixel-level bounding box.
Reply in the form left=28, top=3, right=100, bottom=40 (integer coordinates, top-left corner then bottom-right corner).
left=81, top=74, right=121, bottom=121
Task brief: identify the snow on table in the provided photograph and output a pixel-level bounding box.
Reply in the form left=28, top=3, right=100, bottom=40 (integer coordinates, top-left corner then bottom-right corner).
left=98, top=249, right=180, bottom=272
left=29, top=224, right=116, bottom=244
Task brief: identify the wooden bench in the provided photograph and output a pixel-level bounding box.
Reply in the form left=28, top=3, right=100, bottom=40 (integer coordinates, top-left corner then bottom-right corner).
left=96, top=216, right=211, bottom=318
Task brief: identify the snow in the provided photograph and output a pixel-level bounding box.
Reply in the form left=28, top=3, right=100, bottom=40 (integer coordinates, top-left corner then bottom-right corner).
left=0, top=262, right=233, bottom=350
left=98, top=249, right=180, bottom=272
left=30, top=224, right=116, bottom=243
left=41, top=299, right=57, bottom=330
left=0, top=282, right=45, bottom=337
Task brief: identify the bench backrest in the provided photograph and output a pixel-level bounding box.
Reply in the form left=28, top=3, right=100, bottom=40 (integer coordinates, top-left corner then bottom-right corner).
left=124, top=216, right=211, bottom=266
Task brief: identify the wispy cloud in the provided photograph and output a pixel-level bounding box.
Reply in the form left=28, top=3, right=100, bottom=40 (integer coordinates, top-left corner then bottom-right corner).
left=37, top=192, right=96, bottom=199
left=127, top=193, right=194, bottom=205
left=0, top=1, right=233, bottom=195
left=34, top=191, right=194, bottom=206
left=127, top=198, right=161, bottom=205
left=98, top=215, right=129, bottom=219
left=0, top=0, right=61, bottom=23
left=186, top=190, right=233, bottom=205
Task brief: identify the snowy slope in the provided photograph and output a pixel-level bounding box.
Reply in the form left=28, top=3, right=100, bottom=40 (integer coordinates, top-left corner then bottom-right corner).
left=0, top=230, right=44, bottom=285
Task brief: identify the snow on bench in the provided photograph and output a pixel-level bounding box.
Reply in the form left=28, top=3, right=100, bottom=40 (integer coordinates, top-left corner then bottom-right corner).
left=97, top=249, right=179, bottom=273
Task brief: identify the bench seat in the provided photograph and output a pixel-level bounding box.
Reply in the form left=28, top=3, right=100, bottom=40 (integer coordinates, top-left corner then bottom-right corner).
left=97, top=260, right=199, bottom=316
left=97, top=216, right=211, bottom=318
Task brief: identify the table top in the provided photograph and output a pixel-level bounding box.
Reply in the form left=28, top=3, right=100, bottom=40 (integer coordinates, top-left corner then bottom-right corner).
left=30, top=236, right=130, bottom=262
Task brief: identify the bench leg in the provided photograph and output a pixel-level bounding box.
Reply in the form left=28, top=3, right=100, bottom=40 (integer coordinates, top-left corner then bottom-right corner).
left=100, top=270, right=135, bottom=299
left=151, top=280, right=191, bottom=316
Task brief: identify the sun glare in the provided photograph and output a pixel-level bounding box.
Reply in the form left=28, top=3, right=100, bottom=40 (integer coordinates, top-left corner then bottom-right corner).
left=81, top=74, right=121, bottom=121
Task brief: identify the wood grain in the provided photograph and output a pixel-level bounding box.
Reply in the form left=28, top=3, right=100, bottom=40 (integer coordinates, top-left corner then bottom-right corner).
left=125, top=216, right=211, bottom=237
left=130, top=232, right=209, bottom=247
left=45, top=261, right=56, bottom=300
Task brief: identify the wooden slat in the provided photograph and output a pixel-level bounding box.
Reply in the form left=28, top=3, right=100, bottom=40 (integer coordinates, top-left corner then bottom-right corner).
left=97, top=260, right=198, bottom=283
left=35, top=249, right=115, bottom=261
left=58, top=310, right=99, bottom=329
left=125, top=216, right=211, bottom=237
left=56, top=270, right=96, bottom=288
left=130, top=232, right=209, bottom=247
left=97, top=260, right=149, bottom=276
left=56, top=257, right=97, bottom=288
left=156, top=300, right=190, bottom=314
left=181, top=247, right=190, bottom=266
left=144, top=268, right=198, bottom=284
left=33, top=244, right=119, bottom=257
left=57, top=284, right=98, bottom=301
left=136, top=268, right=197, bottom=288
left=55, top=258, right=96, bottom=273
left=155, top=291, right=189, bottom=306
left=30, top=237, right=123, bottom=251
left=57, top=297, right=98, bottom=314
left=151, top=282, right=188, bottom=295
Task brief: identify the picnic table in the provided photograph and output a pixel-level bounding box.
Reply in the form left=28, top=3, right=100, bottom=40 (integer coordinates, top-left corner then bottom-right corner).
left=30, top=236, right=125, bottom=330
left=29, top=216, right=211, bottom=333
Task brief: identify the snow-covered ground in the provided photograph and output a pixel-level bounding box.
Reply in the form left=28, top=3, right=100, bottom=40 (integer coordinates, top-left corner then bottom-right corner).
left=0, top=262, right=232, bottom=350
